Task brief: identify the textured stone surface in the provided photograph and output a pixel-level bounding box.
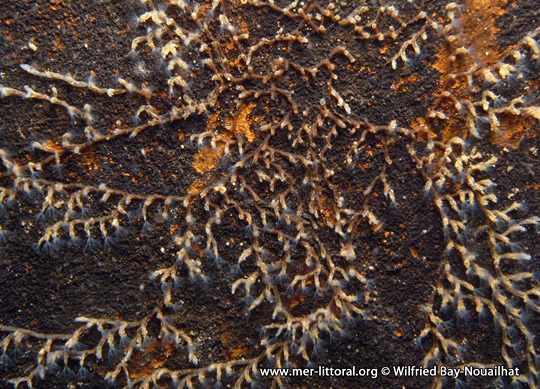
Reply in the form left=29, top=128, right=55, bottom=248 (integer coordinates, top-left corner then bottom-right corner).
left=0, top=0, right=539, bottom=388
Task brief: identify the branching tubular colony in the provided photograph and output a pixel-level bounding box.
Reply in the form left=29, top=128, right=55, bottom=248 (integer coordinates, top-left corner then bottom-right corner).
left=0, top=0, right=540, bottom=388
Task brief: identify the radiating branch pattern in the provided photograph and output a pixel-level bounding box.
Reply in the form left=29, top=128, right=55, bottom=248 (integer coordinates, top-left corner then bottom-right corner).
left=0, top=0, right=539, bottom=388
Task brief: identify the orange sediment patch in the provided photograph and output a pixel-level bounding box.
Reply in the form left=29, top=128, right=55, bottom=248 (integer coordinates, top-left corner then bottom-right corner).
left=431, top=0, right=507, bottom=73
left=424, top=0, right=534, bottom=148
left=191, top=111, right=224, bottom=174
left=458, top=0, right=507, bottom=67
left=431, top=46, right=452, bottom=75
left=187, top=179, right=205, bottom=194
left=229, top=345, right=249, bottom=358
left=192, top=104, right=258, bottom=174
left=193, top=144, right=224, bottom=174
left=225, top=102, right=256, bottom=142
left=318, top=194, right=336, bottom=225
left=391, top=74, right=418, bottom=92
left=221, top=331, right=249, bottom=359
left=79, top=150, right=99, bottom=173
left=491, top=114, right=535, bottom=149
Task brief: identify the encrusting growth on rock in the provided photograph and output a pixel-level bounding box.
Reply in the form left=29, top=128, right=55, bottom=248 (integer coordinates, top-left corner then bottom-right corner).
left=0, top=0, right=539, bottom=388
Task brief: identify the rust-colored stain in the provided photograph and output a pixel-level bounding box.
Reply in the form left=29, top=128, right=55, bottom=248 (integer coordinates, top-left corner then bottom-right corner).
left=391, top=74, right=418, bottom=92
left=187, top=179, right=205, bottom=194
left=230, top=345, right=249, bottom=359
left=220, top=331, right=230, bottom=346
left=79, top=150, right=99, bottom=173
left=492, top=114, right=534, bottom=148
left=319, top=194, right=336, bottom=225
left=459, top=0, right=507, bottom=67
left=193, top=144, right=224, bottom=174
left=423, top=0, right=535, bottom=148
left=192, top=104, right=257, bottom=174
left=225, top=102, right=256, bottom=142
left=192, top=111, right=224, bottom=174
left=431, top=46, right=452, bottom=75
left=289, top=292, right=306, bottom=309
left=221, top=331, right=249, bottom=359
